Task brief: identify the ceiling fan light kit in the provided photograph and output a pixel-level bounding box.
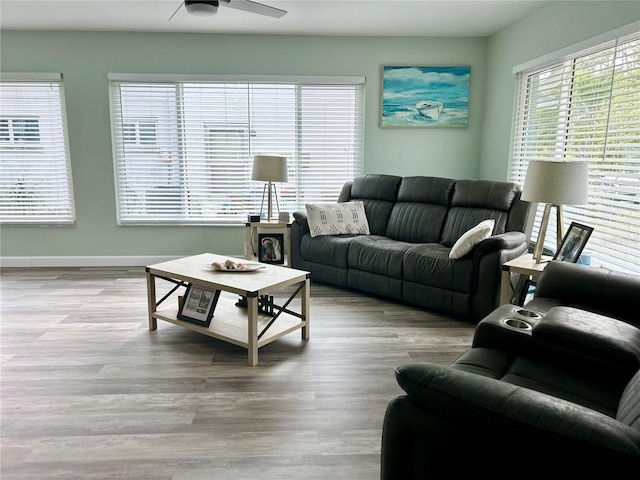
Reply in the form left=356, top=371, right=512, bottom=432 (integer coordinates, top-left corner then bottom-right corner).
left=172, top=0, right=287, bottom=21
left=185, top=1, right=223, bottom=16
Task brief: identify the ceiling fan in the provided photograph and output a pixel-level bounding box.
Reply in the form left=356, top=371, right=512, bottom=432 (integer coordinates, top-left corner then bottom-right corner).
left=169, top=0, right=287, bottom=21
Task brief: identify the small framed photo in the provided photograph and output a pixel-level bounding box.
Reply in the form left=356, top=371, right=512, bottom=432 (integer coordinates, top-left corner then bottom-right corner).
left=258, top=233, right=284, bottom=264
left=177, top=284, right=221, bottom=327
left=518, top=279, right=537, bottom=306
left=553, top=222, right=594, bottom=263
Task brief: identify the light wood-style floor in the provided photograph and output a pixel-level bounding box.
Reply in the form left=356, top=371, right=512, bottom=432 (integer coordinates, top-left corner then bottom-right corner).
left=0, top=266, right=476, bottom=479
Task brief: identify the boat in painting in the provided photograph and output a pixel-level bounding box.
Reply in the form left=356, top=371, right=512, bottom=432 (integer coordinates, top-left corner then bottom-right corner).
left=416, top=101, right=444, bottom=120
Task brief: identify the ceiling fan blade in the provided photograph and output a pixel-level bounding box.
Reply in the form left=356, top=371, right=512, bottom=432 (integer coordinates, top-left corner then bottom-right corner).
left=225, top=0, right=287, bottom=18
left=168, top=1, right=186, bottom=22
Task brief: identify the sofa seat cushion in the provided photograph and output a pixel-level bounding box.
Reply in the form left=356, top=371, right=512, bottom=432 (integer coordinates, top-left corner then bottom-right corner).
left=451, top=348, right=622, bottom=417
left=404, top=243, right=474, bottom=293
left=300, top=233, right=358, bottom=269
left=347, top=235, right=412, bottom=278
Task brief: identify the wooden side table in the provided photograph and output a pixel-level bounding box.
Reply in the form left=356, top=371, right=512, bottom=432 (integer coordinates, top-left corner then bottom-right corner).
left=500, top=253, right=552, bottom=305
left=245, top=221, right=292, bottom=266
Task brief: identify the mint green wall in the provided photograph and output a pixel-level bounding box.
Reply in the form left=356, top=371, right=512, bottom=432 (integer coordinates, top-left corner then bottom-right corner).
left=479, top=1, right=640, bottom=181
left=4, top=1, right=637, bottom=263
left=0, top=31, right=487, bottom=261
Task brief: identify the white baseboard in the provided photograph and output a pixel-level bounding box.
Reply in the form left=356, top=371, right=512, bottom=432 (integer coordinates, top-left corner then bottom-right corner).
left=0, top=255, right=184, bottom=268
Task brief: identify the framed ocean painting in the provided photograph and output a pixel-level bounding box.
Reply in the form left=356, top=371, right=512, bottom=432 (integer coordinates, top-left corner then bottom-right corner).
left=381, top=66, right=470, bottom=128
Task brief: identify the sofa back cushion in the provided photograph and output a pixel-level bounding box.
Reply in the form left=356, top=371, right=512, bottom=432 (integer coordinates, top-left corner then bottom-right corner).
left=617, top=370, right=640, bottom=433
left=342, top=174, right=402, bottom=236
left=385, top=176, right=455, bottom=242
left=440, top=180, right=520, bottom=247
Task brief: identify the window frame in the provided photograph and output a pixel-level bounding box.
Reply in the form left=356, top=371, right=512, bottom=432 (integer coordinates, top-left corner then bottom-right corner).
left=108, top=73, right=365, bottom=226
left=0, top=117, right=42, bottom=146
left=123, top=118, right=158, bottom=147
left=508, top=31, right=640, bottom=275
left=0, top=72, right=76, bottom=226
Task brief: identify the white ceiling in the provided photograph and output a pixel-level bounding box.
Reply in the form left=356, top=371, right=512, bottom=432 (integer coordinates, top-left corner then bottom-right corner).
left=0, top=0, right=550, bottom=37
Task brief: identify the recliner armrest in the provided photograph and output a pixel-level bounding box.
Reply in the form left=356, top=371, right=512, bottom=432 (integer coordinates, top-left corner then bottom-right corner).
left=394, top=363, right=640, bottom=461
left=533, top=306, right=640, bottom=375
left=473, top=304, right=638, bottom=385
left=531, top=261, right=640, bottom=327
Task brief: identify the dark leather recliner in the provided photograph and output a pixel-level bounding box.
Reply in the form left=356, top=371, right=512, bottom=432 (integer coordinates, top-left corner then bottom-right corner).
left=381, top=261, right=640, bottom=479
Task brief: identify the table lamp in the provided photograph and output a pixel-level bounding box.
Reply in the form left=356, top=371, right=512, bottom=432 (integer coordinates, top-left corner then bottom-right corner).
left=252, top=155, right=288, bottom=221
left=521, top=160, right=589, bottom=263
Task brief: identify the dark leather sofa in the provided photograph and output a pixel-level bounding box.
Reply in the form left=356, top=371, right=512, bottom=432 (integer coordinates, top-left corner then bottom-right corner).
left=380, top=261, right=640, bottom=479
left=290, top=174, right=534, bottom=320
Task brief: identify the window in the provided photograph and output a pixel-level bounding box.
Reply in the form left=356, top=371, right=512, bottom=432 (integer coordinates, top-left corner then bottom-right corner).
left=108, top=74, right=365, bottom=225
left=509, top=32, right=640, bottom=274
left=123, top=119, right=157, bottom=146
left=0, top=73, right=75, bottom=225
left=1, top=118, right=41, bottom=144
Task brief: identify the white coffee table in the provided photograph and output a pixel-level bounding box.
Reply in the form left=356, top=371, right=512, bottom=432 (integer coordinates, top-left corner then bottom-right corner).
left=146, top=253, right=310, bottom=365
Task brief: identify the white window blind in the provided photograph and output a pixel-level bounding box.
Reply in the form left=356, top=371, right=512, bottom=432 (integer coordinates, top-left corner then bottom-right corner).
left=0, top=73, right=75, bottom=225
left=108, top=75, right=365, bottom=225
left=509, top=32, right=640, bottom=275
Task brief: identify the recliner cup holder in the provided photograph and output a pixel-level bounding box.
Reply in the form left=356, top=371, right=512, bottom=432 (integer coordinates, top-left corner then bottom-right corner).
left=501, top=317, right=533, bottom=331
left=514, top=308, right=542, bottom=319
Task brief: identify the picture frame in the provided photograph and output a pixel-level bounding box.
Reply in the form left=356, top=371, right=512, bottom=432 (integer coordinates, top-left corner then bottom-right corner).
left=177, top=283, right=221, bottom=327
left=553, top=222, right=594, bottom=263
left=381, top=65, right=470, bottom=128
left=518, top=279, right=537, bottom=307
left=258, top=233, right=284, bottom=264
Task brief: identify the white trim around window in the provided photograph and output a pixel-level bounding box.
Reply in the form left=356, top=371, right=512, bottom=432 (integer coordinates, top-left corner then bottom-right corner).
left=108, top=74, right=365, bottom=225
left=0, top=73, right=76, bottom=225
left=508, top=31, right=640, bottom=275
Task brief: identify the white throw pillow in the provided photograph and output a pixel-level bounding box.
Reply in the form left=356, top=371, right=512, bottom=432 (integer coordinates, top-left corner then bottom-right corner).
left=306, top=201, right=371, bottom=238
left=448, top=219, right=495, bottom=259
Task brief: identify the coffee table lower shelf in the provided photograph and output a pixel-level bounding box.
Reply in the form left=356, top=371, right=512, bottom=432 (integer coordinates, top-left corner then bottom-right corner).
left=153, top=295, right=307, bottom=350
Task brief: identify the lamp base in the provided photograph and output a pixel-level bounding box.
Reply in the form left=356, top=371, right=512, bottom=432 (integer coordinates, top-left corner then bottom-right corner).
left=258, top=182, right=281, bottom=222
left=532, top=203, right=564, bottom=263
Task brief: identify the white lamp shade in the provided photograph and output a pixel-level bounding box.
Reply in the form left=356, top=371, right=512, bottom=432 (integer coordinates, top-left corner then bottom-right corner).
left=252, top=155, right=288, bottom=183
left=521, top=160, right=589, bottom=205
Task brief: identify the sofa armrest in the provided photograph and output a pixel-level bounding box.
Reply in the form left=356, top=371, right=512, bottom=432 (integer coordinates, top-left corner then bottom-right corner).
left=337, top=180, right=353, bottom=202
left=292, top=210, right=310, bottom=235
left=468, top=231, right=528, bottom=320
left=529, top=261, right=640, bottom=327
left=391, top=363, right=640, bottom=473
left=474, top=231, right=527, bottom=256
left=290, top=211, right=310, bottom=270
